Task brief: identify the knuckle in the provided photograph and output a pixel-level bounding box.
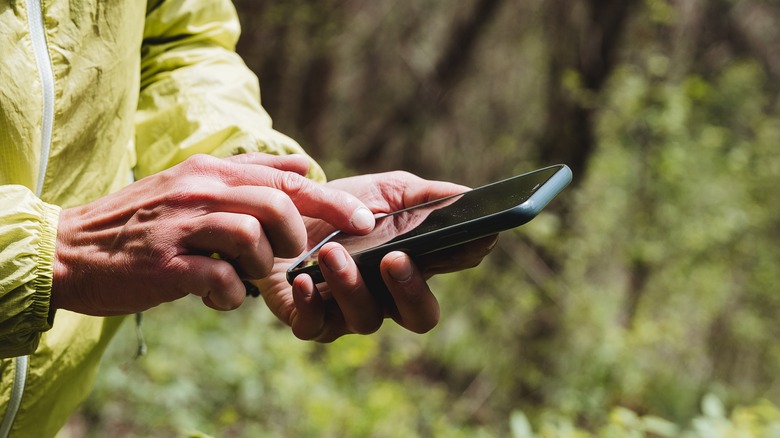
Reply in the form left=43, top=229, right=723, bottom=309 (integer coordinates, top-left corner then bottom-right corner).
left=386, top=171, right=416, bottom=190
left=263, top=187, right=294, bottom=212
left=232, top=215, right=262, bottom=247
left=388, top=170, right=414, bottom=180
left=164, top=184, right=224, bottom=211
left=276, top=171, right=308, bottom=198
left=208, top=263, right=237, bottom=293
left=182, top=154, right=220, bottom=173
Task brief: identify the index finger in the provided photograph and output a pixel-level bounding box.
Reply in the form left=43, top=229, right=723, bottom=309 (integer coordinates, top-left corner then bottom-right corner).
left=223, top=153, right=312, bottom=176
left=225, top=163, right=376, bottom=234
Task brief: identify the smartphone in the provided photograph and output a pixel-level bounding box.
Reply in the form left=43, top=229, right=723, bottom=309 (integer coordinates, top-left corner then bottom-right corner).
left=286, top=164, right=572, bottom=294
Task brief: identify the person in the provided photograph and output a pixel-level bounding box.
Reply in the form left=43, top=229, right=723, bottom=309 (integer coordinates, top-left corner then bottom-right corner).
left=0, top=1, right=496, bottom=436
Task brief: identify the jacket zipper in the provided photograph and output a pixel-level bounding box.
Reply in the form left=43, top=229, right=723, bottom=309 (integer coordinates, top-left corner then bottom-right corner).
left=28, top=0, right=56, bottom=193
left=1, top=0, right=55, bottom=436
left=0, top=358, right=28, bottom=438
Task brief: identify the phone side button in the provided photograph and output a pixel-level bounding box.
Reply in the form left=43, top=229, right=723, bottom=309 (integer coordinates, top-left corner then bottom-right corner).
left=438, top=230, right=469, bottom=241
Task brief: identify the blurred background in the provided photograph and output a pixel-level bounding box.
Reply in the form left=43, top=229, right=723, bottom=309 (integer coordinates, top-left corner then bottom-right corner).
left=67, top=0, right=780, bottom=436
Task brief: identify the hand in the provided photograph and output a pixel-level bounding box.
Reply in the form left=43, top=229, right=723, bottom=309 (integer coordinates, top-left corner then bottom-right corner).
left=256, top=171, right=498, bottom=342
left=51, top=153, right=376, bottom=315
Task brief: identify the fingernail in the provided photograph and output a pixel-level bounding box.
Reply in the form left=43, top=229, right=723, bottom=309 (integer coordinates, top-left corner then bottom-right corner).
left=350, top=207, right=375, bottom=231
left=389, top=256, right=413, bottom=283
left=324, top=247, right=348, bottom=272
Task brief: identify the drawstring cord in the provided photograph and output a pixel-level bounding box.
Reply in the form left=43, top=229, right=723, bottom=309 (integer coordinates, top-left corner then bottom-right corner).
left=135, top=313, right=147, bottom=358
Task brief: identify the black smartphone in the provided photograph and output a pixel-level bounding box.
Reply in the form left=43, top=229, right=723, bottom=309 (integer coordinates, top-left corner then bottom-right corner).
left=286, top=164, right=572, bottom=293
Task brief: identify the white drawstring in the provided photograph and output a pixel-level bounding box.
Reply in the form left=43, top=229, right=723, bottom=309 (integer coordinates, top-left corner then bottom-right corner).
left=2, top=0, right=57, bottom=433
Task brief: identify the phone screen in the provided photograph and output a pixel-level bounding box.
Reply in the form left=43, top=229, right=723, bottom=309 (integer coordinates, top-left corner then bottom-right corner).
left=291, top=165, right=562, bottom=275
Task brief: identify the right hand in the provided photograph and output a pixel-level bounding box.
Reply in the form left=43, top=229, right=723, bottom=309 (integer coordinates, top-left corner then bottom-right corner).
left=255, top=172, right=498, bottom=342
left=51, top=153, right=376, bottom=315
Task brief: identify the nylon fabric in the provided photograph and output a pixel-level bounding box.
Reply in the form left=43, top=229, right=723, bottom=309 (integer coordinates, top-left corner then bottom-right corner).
left=0, top=0, right=324, bottom=435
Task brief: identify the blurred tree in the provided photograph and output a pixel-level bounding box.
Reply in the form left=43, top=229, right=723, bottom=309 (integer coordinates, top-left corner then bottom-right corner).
left=67, top=1, right=780, bottom=436
left=538, top=0, right=639, bottom=182
left=235, top=0, right=546, bottom=184
left=349, top=0, right=506, bottom=175
left=234, top=1, right=344, bottom=159
left=236, top=0, right=780, bottom=429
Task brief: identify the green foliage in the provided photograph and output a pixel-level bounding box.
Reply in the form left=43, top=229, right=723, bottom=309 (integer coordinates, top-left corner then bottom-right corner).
left=508, top=395, right=780, bottom=438
left=553, top=56, right=780, bottom=424
left=65, top=2, right=780, bottom=437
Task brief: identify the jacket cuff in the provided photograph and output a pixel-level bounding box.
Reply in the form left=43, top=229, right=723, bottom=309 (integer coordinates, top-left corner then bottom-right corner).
left=0, top=198, right=59, bottom=357
left=34, top=202, right=59, bottom=329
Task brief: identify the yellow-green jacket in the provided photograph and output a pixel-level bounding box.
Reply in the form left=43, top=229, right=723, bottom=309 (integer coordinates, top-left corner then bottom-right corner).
left=0, top=1, right=321, bottom=436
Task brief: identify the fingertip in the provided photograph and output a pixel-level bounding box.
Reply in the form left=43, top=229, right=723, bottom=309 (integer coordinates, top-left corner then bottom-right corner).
left=291, top=274, right=327, bottom=340
left=292, top=274, right=317, bottom=305
left=320, top=243, right=351, bottom=274
left=350, top=207, right=375, bottom=233
left=201, top=295, right=219, bottom=310
left=381, top=252, right=440, bottom=334
left=205, top=294, right=245, bottom=311
left=204, top=281, right=246, bottom=311
left=319, top=244, right=384, bottom=335
left=384, top=251, right=414, bottom=283
left=202, top=294, right=238, bottom=311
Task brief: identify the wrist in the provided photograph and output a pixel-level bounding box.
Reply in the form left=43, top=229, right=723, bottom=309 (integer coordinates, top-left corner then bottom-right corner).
left=51, top=208, right=77, bottom=313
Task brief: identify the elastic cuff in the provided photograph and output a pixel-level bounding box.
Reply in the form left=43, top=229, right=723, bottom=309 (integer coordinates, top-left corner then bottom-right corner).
left=30, top=201, right=60, bottom=332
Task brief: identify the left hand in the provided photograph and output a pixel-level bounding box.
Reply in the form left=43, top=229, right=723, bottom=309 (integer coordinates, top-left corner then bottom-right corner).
left=254, top=171, right=498, bottom=342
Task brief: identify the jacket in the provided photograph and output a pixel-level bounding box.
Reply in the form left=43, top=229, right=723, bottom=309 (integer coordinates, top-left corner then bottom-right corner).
left=0, top=0, right=322, bottom=435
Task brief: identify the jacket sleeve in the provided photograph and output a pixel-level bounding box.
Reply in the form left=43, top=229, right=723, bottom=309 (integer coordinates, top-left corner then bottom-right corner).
left=135, top=0, right=325, bottom=182
left=0, top=186, right=59, bottom=357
